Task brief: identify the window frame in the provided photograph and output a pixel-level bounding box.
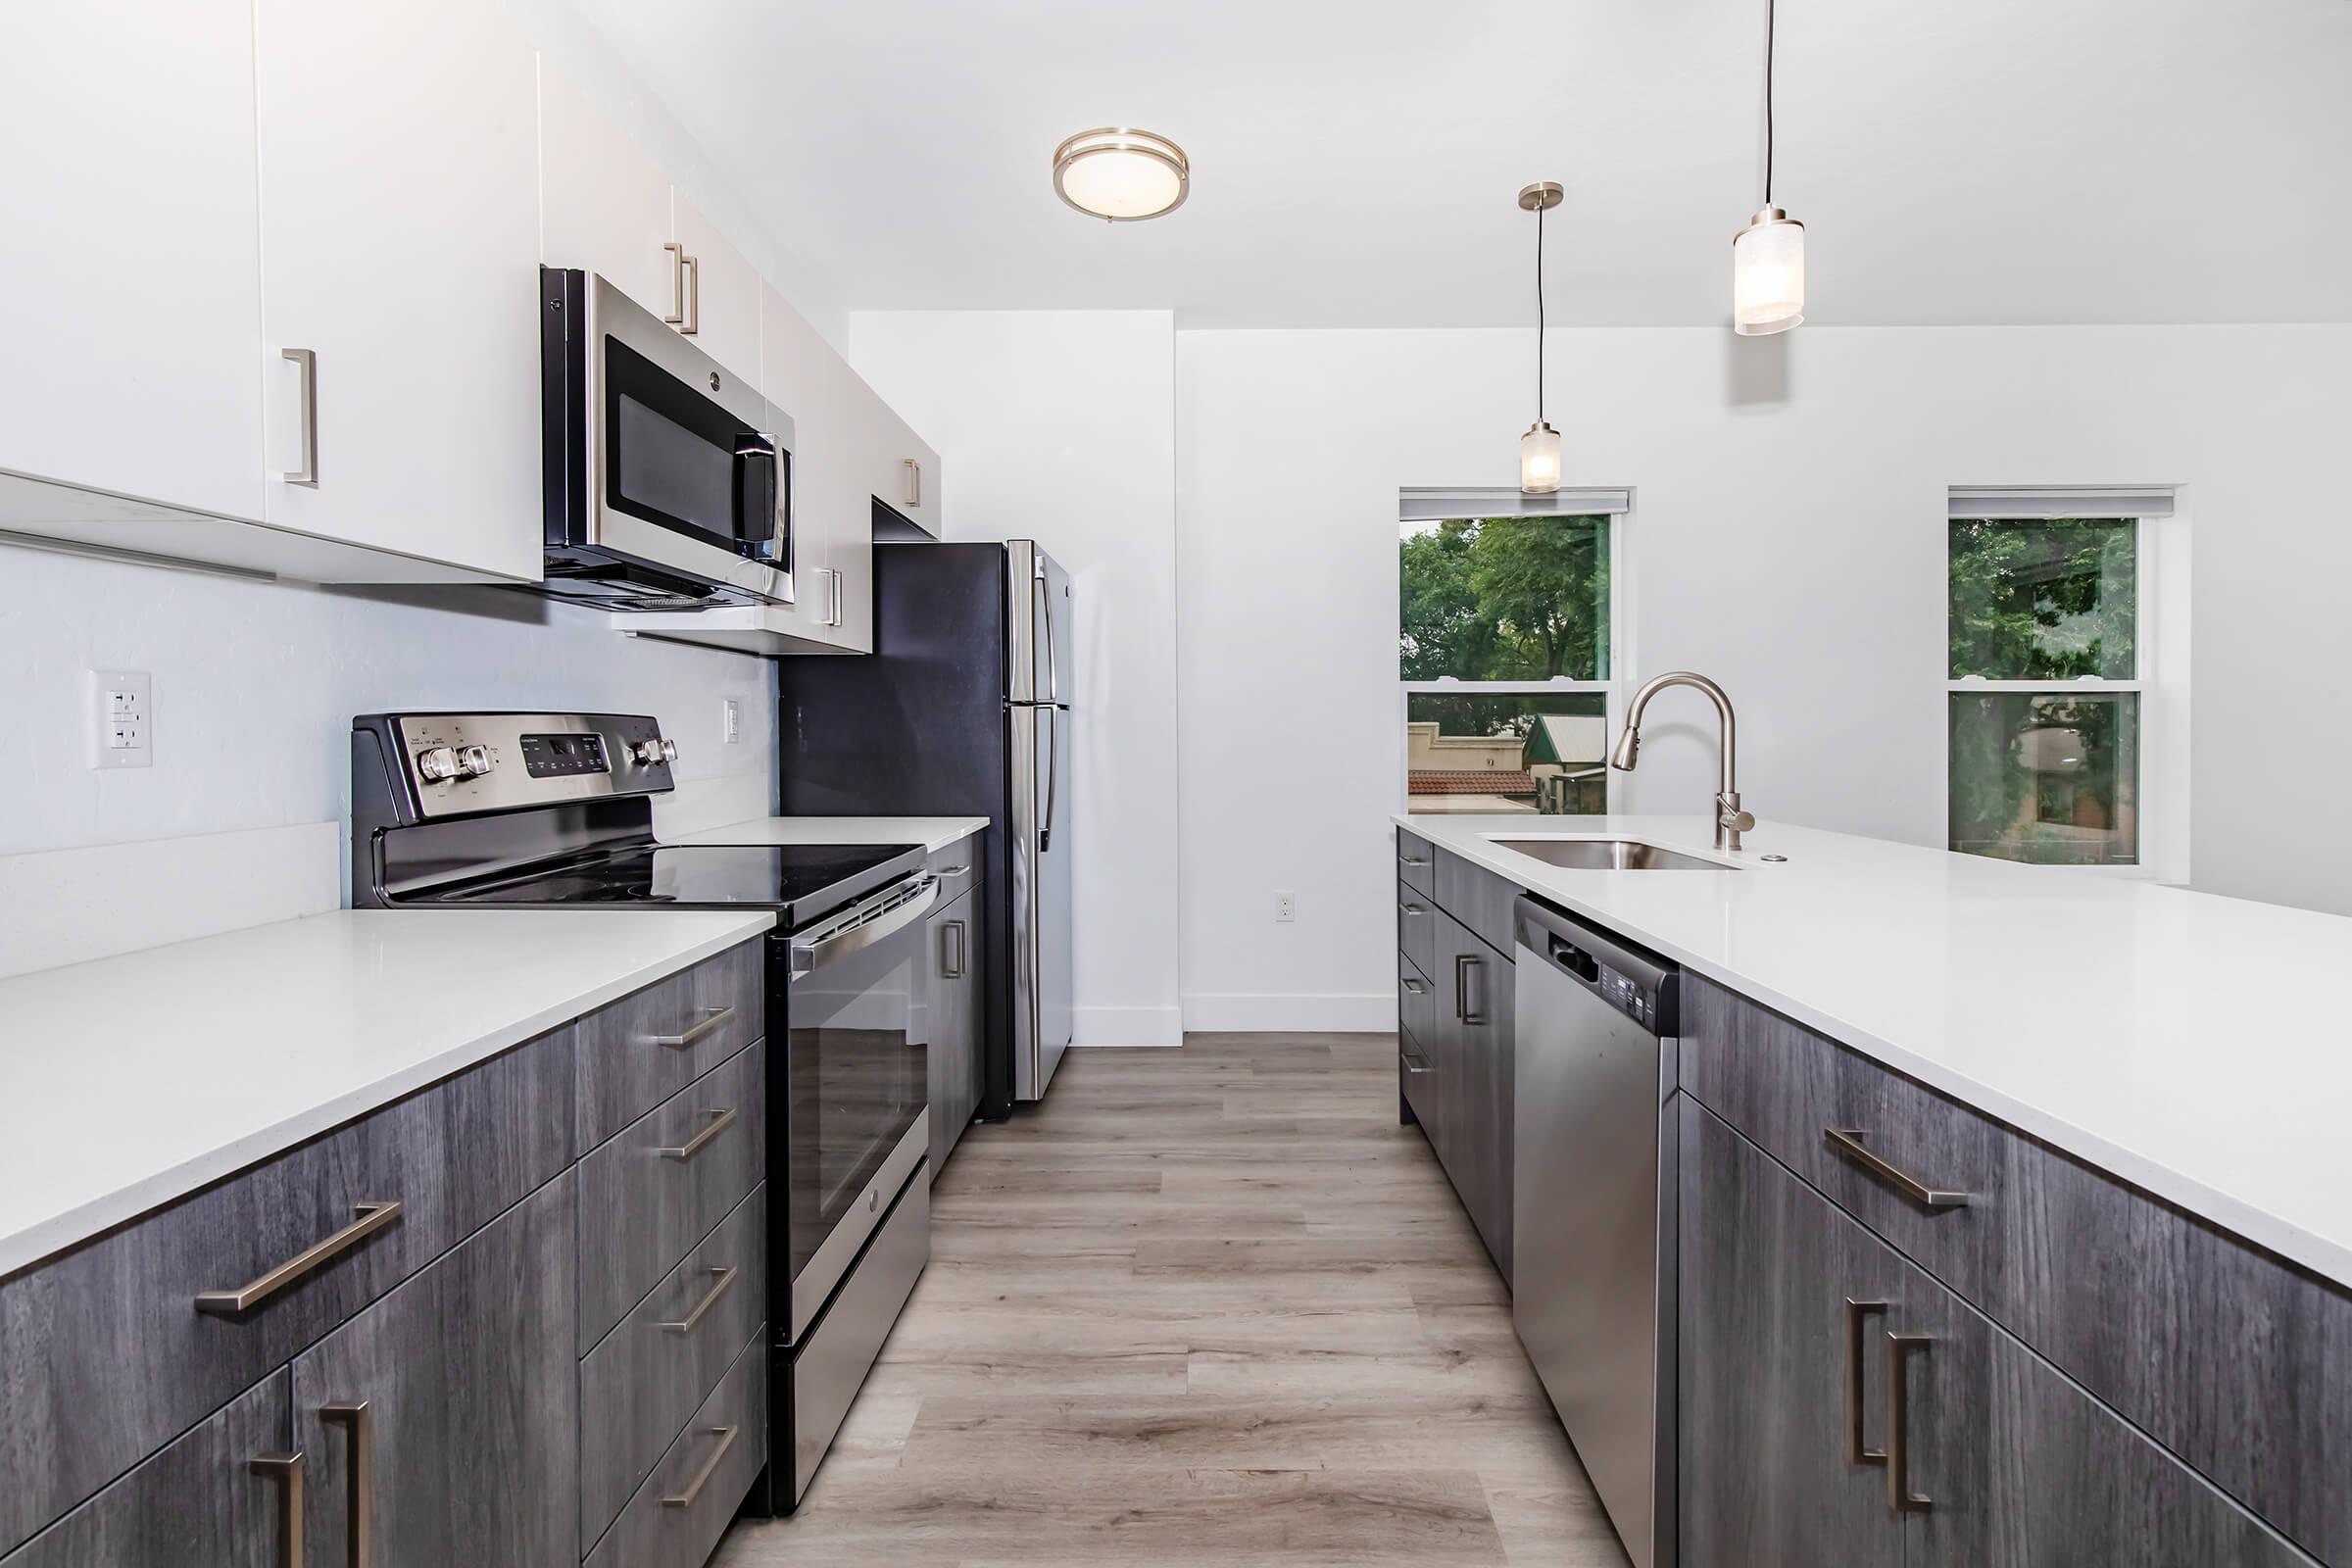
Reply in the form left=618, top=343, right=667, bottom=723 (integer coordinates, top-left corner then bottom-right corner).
left=1396, top=505, right=1628, bottom=819
left=1943, top=497, right=2186, bottom=880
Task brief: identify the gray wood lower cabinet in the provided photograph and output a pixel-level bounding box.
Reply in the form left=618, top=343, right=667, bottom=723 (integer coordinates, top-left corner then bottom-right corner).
left=1682, top=1099, right=2318, bottom=1568
left=1435, top=908, right=1513, bottom=1280
left=926, top=885, right=982, bottom=1179
left=292, top=1172, right=580, bottom=1568
left=1, top=1373, right=291, bottom=1568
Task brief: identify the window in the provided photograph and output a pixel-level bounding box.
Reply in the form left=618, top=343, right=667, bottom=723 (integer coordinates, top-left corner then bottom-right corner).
left=1397, top=489, right=1625, bottom=816
left=1945, top=488, right=2175, bottom=867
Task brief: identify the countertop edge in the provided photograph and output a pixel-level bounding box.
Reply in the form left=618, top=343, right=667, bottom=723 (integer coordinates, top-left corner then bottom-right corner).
left=1398, top=815, right=2352, bottom=1294
left=0, top=910, right=776, bottom=1280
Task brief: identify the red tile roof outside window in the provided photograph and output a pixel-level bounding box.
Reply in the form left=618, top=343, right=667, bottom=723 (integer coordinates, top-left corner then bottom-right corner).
left=1408, top=770, right=1539, bottom=796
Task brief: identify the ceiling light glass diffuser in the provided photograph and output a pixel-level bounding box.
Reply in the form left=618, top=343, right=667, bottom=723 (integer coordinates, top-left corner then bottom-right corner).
left=1053, top=127, right=1189, bottom=221
left=1520, top=421, right=1563, bottom=493
left=1733, top=207, right=1805, bottom=335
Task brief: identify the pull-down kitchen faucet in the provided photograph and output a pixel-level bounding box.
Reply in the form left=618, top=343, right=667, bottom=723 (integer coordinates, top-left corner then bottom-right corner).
left=1609, top=671, right=1757, bottom=852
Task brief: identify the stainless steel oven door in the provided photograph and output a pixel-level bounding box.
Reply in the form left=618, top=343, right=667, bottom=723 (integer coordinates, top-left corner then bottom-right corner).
left=785, top=875, right=937, bottom=1341
left=582, top=271, right=793, bottom=605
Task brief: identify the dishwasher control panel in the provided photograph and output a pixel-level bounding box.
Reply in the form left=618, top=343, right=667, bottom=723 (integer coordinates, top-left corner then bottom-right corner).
left=1520, top=897, right=1680, bottom=1036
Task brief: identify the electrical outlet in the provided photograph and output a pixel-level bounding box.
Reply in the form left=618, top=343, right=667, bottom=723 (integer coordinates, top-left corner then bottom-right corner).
left=89, top=669, right=153, bottom=769
left=721, top=697, right=742, bottom=745
left=1275, top=890, right=1297, bottom=923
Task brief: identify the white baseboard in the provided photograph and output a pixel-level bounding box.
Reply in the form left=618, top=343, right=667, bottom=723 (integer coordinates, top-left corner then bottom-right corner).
left=0, top=822, right=341, bottom=980
left=1181, top=992, right=1396, bottom=1035
left=1073, top=1004, right=1184, bottom=1047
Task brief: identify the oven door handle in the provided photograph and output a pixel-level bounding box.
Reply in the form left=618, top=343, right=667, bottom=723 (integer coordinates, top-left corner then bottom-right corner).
left=789, top=878, right=941, bottom=977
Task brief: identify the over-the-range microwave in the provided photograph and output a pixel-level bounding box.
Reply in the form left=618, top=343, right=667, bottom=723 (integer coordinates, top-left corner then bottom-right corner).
left=535, top=267, right=794, bottom=612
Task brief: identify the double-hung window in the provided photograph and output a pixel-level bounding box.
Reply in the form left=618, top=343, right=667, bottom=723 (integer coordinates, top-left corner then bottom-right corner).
left=1946, top=486, right=2179, bottom=868
left=1397, top=487, right=1628, bottom=816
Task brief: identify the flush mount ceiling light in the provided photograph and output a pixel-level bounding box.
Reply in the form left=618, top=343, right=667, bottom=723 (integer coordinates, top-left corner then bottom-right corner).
left=1732, top=0, right=1805, bottom=334
left=1052, top=127, right=1189, bottom=221
left=1518, top=180, right=1564, bottom=495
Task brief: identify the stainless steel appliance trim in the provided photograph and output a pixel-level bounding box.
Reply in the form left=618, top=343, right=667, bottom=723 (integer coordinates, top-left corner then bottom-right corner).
left=250, top=1451, right=305, bottom=1568
left=318, top=1400, right=372, bottom=1568
left=661, top=1425, right=737, bottom=1507
left=579, top=273, right=785, bottom=603
left=194, top=1201, right=402, bottom=1315
left=789, top=1110, right=928, bottom=1345
left=789, top=875, right=939, bottom=976
left=791, top=1156, right=930, bottom=1502
left=279, top=348, right=318, bottom=487
left=1824, top=1128, right=1972, bottom=1209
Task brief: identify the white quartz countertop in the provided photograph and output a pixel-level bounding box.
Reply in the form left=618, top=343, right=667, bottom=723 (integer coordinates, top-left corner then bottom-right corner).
left=0, top=907, right=774, bottom=1278
left=666, top=814, right=988, bottom=854
left=1400, top=813, right=2352, bottom=1289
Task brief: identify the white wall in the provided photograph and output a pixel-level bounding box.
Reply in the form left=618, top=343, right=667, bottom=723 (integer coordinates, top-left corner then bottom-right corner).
left=1175, top=324, right=2352, bottom=1029
left=848, top=311, right=1185, bottom=1046
left=0, top=548, right=775, bottom=885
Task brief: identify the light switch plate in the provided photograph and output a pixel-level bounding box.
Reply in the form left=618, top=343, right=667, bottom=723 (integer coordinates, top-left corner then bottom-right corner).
left=89, top=669, right=153, bottom=769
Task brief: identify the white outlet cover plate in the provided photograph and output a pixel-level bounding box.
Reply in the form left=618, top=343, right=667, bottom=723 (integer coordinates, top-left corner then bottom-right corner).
left=89, top=669, right=154, bottom=769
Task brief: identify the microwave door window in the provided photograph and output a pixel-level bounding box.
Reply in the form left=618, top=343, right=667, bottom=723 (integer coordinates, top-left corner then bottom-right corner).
left=614, top=392, right=737, bottom=537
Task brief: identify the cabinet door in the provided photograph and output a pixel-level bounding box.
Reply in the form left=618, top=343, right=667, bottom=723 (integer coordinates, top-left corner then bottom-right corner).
left=252, top=0, right=543, bottom=580
left=3, top=1374, right=290, bottom=1568
left=1679, top=1099, right=1903, bottom=1568
left=1902, top=1248, right=2318, bottom=1566
left=0, top=0, right=264, bottom=519
left=291, top=1174, right=578, bottom=1568
left=537, top=59, right=678, bottom=321
left=760, top=281, right=862, bottom=651
left=1437, top=912, right=1512, bottom=1275
left=926, top=890, right=982, bottom=1178
left=870, top=397, right=943, bottom=539
left=671, top=193, right=761, bottom=393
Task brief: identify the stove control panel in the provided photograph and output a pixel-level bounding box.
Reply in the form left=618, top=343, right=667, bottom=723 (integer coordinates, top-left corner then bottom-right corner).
left=416, top=743, right=494, bottom=783
left=355, top=711, right=675, bottom=822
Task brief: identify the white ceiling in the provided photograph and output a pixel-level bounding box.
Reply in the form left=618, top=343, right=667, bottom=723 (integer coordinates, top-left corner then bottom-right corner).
left=570, top=0, right=2352, bottom=329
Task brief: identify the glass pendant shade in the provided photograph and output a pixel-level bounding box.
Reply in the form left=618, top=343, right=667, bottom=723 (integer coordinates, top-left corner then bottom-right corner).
left=1520, top=421, right=1562, bottom=495
left=1733, top=208, right=1805, bottom=335
left=1052, top=128, right=1189, bottom=221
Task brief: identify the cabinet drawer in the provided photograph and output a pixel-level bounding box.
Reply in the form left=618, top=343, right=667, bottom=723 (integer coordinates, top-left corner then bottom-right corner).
left=1435, top=849, right=1518, bottom=961
left=0, top=1372, right=289, bottom=1568
left=1682, top=973, right=2352, bottom=1564
left=579, top=1184, right=765, bottom=1545
left=0, top=1026, right=572, bottom=1557
left=1399, top=1025, right=1442, bottom=1137
left=1396, top=880, right=1437, bottom=977
left=576, top=939, right=763, bottom=1151
left=1396, top=828, right=1437, bottom=899
left=585, top=1325, right=768, bottom=1568
left=1397, top=950, right=1436, bottom=1044
left=577, top=1043, right=765, bottom=1350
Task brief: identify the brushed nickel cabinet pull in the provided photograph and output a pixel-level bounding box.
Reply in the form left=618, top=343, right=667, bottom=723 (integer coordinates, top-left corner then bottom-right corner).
left=279, top=348, right=318, bottom=486
left=1825, top=1129, right=1971, bottom=1209
left=903, top=457, right=922, bottom=508
left=660, top=1265, right=739, bottom=1334
left=680, top=252, right=701, bottom=335
left=1886, top=1333, right=1934, bottom=1513
left=662, top=1425, right=739, bottom=1508
left=1456, top=954, right=1487, bottom=1025
left=1399, top=854, right=1431, bottom=866
left=658, top=1107, right=738, bottom=1162
left=1843, top=1299, right=1888, bottom=1466
left=648, top=1006, right=734, bottom=1050
left=320, top=1401, right=371, bottom=1568
left=251, top=1451, right=304, bottom=1568
left=662, top=242, right=687, bottom=325
left=1400, top=977, right=1427, bottom=996
left=1401, top=1052, right=1433, bottom=1075
left=196, top=1202, right=403, bottom=1314
left=942, top=919, right=967, bottom=978
left=1397, top=901, right=1426, bottom=916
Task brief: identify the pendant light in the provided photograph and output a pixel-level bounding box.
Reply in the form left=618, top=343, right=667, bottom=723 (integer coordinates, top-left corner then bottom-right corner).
left=1518, top=180, right=1563, bottom=495
left=1732, top=0, right=1805, bottom=334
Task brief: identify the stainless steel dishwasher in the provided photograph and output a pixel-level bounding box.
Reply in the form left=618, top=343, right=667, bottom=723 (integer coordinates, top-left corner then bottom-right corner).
left=1513, top=895, right=1681, bottom=1568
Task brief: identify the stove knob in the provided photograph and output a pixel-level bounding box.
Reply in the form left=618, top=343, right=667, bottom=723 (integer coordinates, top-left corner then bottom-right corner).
left=629, top=738, right=679, bottom=766
left=416, top=746, right=461, bottom=782
left=453, top=744, right=494, bottom=778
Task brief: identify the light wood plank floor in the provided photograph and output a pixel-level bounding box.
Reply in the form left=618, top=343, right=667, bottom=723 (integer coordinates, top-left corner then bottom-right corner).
left=714, top=1033, right=1629, bottom=1567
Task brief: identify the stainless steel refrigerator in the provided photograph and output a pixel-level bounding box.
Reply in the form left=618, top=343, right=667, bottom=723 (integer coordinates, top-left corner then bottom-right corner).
left=776, top=538, right=1074, bottom=1114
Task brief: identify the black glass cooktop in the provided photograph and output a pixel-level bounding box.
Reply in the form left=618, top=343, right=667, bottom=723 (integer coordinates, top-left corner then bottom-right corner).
left=415, top=841, right=923, bottom=925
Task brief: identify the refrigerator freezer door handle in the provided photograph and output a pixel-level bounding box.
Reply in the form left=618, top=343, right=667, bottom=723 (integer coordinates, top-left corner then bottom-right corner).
left=1035, top=566, right=1061, bottom=707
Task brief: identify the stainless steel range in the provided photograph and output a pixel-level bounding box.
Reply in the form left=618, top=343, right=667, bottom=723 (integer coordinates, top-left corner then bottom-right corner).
left=350, top=710, right=931, bottom=1509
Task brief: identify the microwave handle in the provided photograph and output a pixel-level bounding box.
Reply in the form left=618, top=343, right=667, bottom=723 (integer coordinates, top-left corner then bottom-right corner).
left=759, top=433, right=788, bottom=565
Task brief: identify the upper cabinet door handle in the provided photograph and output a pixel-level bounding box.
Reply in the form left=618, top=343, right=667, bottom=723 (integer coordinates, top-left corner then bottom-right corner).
left=648, top=1006, right=734, bottom=1050
left=195, top=1201, right=403, bottom=1314
left=680, top=251, right=701, bottom=335
left=280, top=348, right=318, bottom=487
left=1824, top=1128, right=1971, bottom=1210
left=662, top=242, right=687, bottom=326
left=903, top=458, right=922, bottom=508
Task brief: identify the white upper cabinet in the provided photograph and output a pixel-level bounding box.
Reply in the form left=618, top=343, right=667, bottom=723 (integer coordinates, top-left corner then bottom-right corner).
left=0, top=0, right=266, bottom=521
left=672, top=194, right=762, bottom=393
left=868, top=398, right=945, bottom=541
left=764, top=281, right=869, bottom=652
left=251, top=0, right=544, bottom=581
left=539, top=63, right=676, bottom=323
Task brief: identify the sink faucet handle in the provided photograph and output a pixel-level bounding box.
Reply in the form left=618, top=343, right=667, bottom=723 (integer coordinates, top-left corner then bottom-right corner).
left=1717, top=793, right=1757, bottom=834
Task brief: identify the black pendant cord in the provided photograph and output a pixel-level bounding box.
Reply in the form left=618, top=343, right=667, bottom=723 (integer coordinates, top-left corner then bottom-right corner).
left=1536, top=201, right=1546, bottom=422
left=1764, top=0, right=1777, bottom=206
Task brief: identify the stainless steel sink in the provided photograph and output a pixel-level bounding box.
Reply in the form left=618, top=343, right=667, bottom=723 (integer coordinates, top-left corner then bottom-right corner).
left=1494, top=838, right=1736, bottom=871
